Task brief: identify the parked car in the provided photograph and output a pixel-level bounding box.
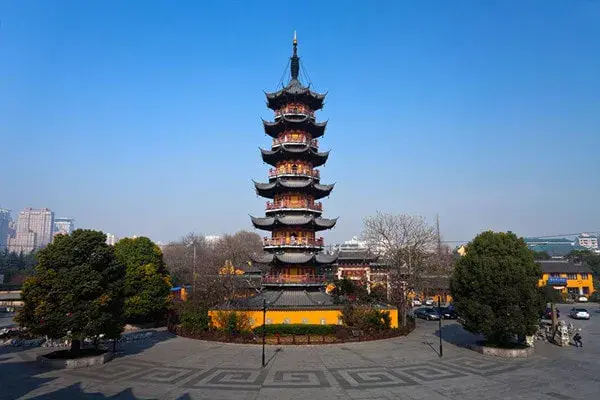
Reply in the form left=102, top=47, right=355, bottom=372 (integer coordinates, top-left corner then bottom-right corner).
left=570, top=308, right=590, bottom=320
left=544, top=307, right=560, bottom=320
left=424, top=298, right=435, bottom=306
left=438, top=307, right=457, bottom=320
left=412, top=298, right=422, bottom=307
left=578, top=296, right=588, bottom=303
left=414, top=307, right=440, bottom=320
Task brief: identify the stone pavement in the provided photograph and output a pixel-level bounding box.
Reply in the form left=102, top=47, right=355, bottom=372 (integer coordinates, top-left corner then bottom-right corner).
left=1, top=311, right=600, bottom=399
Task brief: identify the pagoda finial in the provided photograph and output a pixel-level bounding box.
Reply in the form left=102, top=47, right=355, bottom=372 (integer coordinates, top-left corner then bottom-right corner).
left=291, top=31, right=299, bottom=80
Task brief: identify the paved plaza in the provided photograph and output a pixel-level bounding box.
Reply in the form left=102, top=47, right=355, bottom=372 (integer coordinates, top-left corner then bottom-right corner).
left=1, top=304, right=599, bottom=399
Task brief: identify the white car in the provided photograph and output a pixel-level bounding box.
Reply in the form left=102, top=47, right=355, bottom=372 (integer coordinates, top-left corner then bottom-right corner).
left=412, top=299, right=422, bottom=307
left=578, top=296, right=588, bottom=303
left=424, top=299, right=435, bottom=306
left=570, top=308, right=590, bottom=320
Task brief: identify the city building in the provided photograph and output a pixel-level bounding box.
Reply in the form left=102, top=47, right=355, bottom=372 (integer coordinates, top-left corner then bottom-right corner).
left=537, top=260, right=595, bottom=298
left=576, top=233, right=599, bottom=251
left=210, top=36, right=398, bottom=328
left=105, top=233, right=117, bottom=246
left=8, top=208, right=54, bottom=253
left=53, top=217, right=75, bottom=236
left=524, top=237, right=584, bottom=258
left=0, top=208, right=11, bottom=250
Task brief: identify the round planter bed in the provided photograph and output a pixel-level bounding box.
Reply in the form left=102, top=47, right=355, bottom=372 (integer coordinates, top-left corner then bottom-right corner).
left=37, top=349, right=113, bottom=369
left=467, top=341, right=534, bottom=358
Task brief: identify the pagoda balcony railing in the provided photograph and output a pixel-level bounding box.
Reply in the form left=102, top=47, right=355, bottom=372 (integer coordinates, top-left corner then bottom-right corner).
left=274, top=107, right=314, bottom=118
left=265, top=200, right=322, bottom=212
left=262, top=274, right=327, bottom=285
left=269, top=168, right=319, bottom=179
left=272, top=137, right=318, bottom=147
left=263, top=237, right=324, bottom=247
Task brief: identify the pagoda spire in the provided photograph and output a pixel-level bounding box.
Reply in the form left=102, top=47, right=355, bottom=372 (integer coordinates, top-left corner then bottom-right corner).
left=291, top=31, right=300, bottom=80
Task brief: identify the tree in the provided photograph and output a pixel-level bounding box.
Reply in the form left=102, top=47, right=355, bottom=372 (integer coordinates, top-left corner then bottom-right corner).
left=565, top=249, right=600, bottom=277
left=16, top=230, right=125, bottom=355
left=362, top=212, right=437, bottom=326
left=450, top=231, right=542, bottom=346
left=114, top=237, right=172, bottom=324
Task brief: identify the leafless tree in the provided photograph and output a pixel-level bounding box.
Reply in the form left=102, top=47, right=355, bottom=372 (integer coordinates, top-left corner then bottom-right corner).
left=362, top=212, right=437, bottom=327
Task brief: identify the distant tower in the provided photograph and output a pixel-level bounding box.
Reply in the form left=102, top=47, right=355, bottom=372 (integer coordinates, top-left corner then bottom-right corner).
left=0, top=208, right=11, bottom=250
left=53, top=217, right=75, bottom=236
left=251, top=34, right=338, bottom=287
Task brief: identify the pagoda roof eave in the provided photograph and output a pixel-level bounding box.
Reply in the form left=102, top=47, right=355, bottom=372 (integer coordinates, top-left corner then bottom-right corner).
left=262, top=116, right=327, bottom=138
left=253, top=179, right=335, bottom=199
left=250, top=215, right=338, bottom=231
left=260, top=145, right=330, bottom=167
left=265, top=81, right=326, bottom=111
left=250, top=251, right=339, bottom=266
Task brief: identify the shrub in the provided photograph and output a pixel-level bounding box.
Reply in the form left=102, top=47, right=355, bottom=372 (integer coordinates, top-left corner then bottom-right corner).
left=179, top=303, right=210, bottom=335
left=252, top=324, right=335, bottom=336
left=589, top=290, right=600, bottom=303
left=213, top=311, right=252, bottom=336
left=341, top=304, right=391, bottom=333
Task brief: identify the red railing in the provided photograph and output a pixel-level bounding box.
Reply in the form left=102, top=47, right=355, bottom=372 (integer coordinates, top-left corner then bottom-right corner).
left=263, top=237, right=324, bottom=247
left=272, top=137, right=318, bottom=147
left=265, top=200, right=322, bottom=211
left=274, top=106, right=314, bottom=118
left=268, top=168, right=319, bottom=179
left=262, top=274, right=327, bottom=284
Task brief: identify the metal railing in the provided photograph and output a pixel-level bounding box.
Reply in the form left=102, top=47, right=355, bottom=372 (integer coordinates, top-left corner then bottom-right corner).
left=262, top=274, right=327, bottom=284
left=265, top=200, right=322, bottom=211
left=272, top=137, right=318, bottom=147
left=262, top=237, right=324, bottom=247
left=268, top=168, right=319, bottom=179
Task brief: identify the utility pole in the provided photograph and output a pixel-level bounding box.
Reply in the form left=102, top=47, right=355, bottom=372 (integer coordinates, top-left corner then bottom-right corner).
left=436, top=214, right=442, bottom=258
left=192, top=244, right=197, bottom=294
left=262, top=299, right=267, bottom=367
left=438, top=297, right=443, bottom=357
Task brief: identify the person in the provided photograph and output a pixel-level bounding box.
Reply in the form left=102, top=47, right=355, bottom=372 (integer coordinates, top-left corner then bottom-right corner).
left=573, top=332, right=583, bottom=348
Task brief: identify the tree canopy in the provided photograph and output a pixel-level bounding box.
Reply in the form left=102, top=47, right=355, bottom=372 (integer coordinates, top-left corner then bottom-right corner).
left=450, top=231, right=543, bottom=346
left=16, top=230, right=125, bottom=353
left=0, top=248, right=37, bottom=285
left=114, top=236, right=171, bottom=324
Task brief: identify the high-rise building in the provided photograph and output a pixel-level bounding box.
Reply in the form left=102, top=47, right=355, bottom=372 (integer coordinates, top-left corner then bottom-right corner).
left=0, top=208, right=11, bottom=250
left=105, top=233, right=117, bottom=246
left=8, top=208, right=54, bottom=253
left=53, top=217, right=75, bottom=236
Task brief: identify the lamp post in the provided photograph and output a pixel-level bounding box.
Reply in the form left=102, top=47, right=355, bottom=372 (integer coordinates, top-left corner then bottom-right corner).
left=262, top=299, right=267, bottom=367
left=438, top=297, right=443, bottom=357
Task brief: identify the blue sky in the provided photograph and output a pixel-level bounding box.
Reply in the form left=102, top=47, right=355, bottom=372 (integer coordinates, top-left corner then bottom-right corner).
left=1, top=0, right=599, bottom=245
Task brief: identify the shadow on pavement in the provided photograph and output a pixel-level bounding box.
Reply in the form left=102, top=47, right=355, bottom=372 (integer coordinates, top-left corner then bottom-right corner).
left=434, top=322, right=483, bottom=347
left=0, top=328, right=177, bottom=399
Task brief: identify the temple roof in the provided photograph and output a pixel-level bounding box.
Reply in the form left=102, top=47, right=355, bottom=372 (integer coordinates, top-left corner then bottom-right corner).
left=263, top=116, right=327, bottom=138
left=250, top=251, right=339, bottom=265
left=253, top=178, right=334, bottom=199
left=260, top=145, right=329, bottom=167
left=226, top=289, right=335, bottom=310
left=250, top=215, right=338, bottom=231
left=337, top=249, right=379, bottom=263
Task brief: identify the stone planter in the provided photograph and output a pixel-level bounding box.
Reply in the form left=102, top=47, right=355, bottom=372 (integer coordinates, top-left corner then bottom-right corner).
left=37, top=351, right=113, bottom=369
left=467, top=343, right=534, bottom=358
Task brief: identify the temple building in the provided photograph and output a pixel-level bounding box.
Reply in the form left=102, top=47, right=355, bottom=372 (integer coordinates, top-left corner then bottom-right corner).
left=210, top=35, right=397, bottom=327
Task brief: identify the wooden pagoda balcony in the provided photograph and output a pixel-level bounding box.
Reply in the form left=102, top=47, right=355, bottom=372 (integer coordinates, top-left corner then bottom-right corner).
left=262, top=274, right=327, bottom=286
left=272, top=137, right=318, bottom=147
left=274, top=107, right=315, bottom=118
left=263, top=237, right=324, bottom=247
left=268, top=168, right=319, bottom=179
left=265, top=200, right=322, bottom=212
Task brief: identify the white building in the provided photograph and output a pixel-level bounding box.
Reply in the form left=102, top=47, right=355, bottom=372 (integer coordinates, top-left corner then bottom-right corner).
left=576, top=233, right=598, bottom=251
left=105, top=233, right=117, bottom=246
left=53, top=217, right=75, bottom=236
left=8, top=208, right=54, bottom=253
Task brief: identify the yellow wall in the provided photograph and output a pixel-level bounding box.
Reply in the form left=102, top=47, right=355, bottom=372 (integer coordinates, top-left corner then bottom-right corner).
left=538, top=273, right=595, bottom=295
left=209, top=309, right=399, bottom=329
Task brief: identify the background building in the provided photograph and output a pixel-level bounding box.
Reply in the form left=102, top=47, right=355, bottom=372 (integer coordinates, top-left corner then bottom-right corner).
left=8, top=208, right=55, bottom=253
left=524, top=237, right=584, bottom=258
left=576, top=233, right=599, bottom=251
left=0, top=208, right=11, bottom=250
left=53, top=217, right=75, bottom=236
left=105, top=233, right=117, bottom=246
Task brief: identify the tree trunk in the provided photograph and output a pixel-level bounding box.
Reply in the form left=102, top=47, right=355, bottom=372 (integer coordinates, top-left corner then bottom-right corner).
left=70, top=339, right=81, bottom=356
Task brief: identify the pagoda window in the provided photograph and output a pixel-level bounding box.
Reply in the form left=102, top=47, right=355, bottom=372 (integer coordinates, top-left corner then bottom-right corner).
left=291, top=164, right=298, bottom=173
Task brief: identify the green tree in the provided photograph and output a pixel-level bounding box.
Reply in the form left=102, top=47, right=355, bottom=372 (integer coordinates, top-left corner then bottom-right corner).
left=16, top=230, right=125, bottom=355
left=114, top=237, right=172, bottom=324
left=450, top=231, right=542, bottom=346
left=532, top=251, right=551, bottom=261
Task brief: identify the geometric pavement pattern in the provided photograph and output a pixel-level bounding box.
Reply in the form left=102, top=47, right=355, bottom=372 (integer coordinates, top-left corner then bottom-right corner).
left=66, top=357, right=523, bottom=391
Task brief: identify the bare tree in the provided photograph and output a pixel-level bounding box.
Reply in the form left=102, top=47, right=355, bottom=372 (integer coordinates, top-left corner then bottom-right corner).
left=362, top=212, right=437, bottom=327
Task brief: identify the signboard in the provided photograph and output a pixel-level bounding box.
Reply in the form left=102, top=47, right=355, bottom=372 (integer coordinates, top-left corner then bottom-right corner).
left=547, top=277, right=567, bottom=287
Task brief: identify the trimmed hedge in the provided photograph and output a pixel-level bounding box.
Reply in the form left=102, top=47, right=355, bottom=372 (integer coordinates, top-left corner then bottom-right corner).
left=252, top=324, right=335, bottom=336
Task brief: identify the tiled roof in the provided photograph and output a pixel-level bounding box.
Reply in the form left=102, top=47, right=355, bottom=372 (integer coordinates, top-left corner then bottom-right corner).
left=228, top=289, right=335, bottom=310
left=537, top=260, right=593, bottom=274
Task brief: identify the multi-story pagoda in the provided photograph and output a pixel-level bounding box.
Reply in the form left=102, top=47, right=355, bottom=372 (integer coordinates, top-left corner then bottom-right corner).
left=251, top=34, right=337, bottom=284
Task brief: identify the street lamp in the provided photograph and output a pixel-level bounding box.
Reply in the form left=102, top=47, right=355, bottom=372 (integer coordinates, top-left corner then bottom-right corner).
left=262, top=299, right=267, bottom=367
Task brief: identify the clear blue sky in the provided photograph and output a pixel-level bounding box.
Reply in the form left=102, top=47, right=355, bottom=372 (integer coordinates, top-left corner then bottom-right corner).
left=1, top=0, right=599, bottom=245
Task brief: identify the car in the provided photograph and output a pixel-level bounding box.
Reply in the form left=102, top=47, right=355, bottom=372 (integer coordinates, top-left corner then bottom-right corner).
left=414, top=307, right=440, bottom=320
left=424, top=299, right=435, bottom=306
left=544, top=307, right=560, bottom=320
left=438, top=307, right=457, bottom=320
left=411, top=298, right=422, bottom=307
left=578, top=296, right=588, bottom=303
left=570, top=308, right=590, bottom=320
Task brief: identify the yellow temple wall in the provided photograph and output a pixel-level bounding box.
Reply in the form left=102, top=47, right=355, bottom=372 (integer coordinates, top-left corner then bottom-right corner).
left=208, top=308, right=399, bottom=329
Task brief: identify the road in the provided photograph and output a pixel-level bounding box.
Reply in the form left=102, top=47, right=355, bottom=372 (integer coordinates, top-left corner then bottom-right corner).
left=0, top=312, right=16, bottom=328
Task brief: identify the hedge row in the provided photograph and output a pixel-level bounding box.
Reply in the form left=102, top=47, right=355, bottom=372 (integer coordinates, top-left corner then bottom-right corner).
left=252, top=324, right=335, bottom=336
